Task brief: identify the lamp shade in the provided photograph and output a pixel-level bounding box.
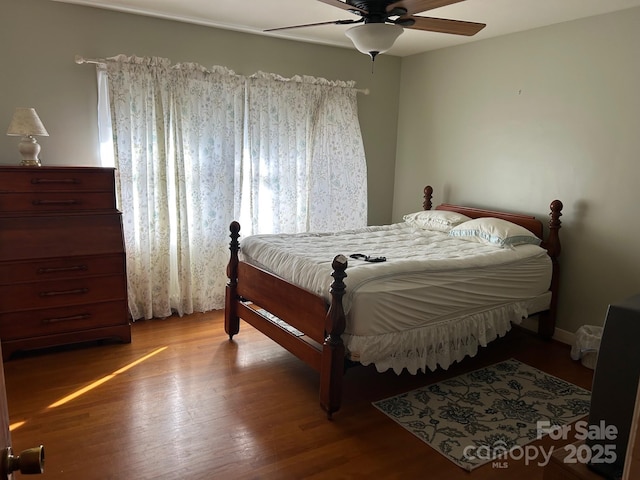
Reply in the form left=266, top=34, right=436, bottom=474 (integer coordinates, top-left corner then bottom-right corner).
left=345, top=23, right=403, bottom=60
left=6, top=107, right=49, bottom=137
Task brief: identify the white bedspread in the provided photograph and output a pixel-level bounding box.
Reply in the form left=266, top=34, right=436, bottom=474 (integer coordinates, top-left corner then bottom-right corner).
left=240, top=222, right=552, bottom=374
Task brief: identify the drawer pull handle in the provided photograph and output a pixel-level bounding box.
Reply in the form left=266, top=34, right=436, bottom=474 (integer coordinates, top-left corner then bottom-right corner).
left=39, top=288, right=89, bottom=297
left=37, top=265, right=88, bottom=274
left=43, top=313, right=91, bottom=324
left=31, top=178, right=79, bottom=185
left=32, top=199, right=81, bottom=206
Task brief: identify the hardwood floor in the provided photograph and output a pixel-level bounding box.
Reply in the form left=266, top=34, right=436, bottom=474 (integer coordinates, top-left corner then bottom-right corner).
left=4, top=311, right=594, bottom=479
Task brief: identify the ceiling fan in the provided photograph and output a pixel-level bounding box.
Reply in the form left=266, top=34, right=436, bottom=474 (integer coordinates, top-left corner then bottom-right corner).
left=266, top=0, right=486, bottom=60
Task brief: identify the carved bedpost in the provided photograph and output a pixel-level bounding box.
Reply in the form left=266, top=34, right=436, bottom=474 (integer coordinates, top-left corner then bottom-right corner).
left=423, top=185, right=434, bottom=211
left=225, top=221, right=241, bottom=339
left=539, top=200, right=563, bottom=339
left=320, top=254, right=348, bottom=419
left=545, top=200, right=563, bottom=259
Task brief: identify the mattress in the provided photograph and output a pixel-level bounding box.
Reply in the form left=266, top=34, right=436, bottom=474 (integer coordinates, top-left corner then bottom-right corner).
left=240, top=222, right=552, bottom=374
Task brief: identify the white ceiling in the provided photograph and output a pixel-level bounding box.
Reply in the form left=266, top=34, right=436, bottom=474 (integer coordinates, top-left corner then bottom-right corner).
left=54, top=0, right=640, bottom=57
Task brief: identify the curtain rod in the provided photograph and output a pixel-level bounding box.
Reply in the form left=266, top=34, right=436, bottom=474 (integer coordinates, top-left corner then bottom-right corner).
left=74, top=55, right=369, bottom=95
left=75, top=55, right=105, bottom=66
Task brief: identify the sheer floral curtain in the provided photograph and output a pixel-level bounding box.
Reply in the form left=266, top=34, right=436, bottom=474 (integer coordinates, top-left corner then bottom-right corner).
left=306, top=79, right=368, bottom=233
left=98, top=56, right=366, bottom=319
left=102, top=55, right=244, bottom=319
left=243, top=72, right=367, bottom=235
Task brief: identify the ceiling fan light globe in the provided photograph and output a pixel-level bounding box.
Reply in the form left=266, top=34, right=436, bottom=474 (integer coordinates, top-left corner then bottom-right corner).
left=345, top=23, right=403, bottom=58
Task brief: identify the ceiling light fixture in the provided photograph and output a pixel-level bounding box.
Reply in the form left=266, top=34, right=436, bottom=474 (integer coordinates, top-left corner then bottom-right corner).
left=345, top=23, right=403, bottom=62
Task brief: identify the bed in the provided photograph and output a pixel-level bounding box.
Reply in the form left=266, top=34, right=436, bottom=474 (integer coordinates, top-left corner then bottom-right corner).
left=224, top=186, right=563, bottom=418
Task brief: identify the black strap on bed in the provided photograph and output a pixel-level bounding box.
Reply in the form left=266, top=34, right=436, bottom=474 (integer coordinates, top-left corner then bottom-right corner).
left=349, top=254, right=386, bottom=263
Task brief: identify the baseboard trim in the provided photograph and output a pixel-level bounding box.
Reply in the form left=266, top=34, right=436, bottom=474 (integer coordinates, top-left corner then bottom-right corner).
left=519, top=316, right=574, bottom=345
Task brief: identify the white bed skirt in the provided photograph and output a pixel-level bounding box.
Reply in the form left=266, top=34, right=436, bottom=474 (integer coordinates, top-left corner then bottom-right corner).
left=344, top=294, right=551, bottom=375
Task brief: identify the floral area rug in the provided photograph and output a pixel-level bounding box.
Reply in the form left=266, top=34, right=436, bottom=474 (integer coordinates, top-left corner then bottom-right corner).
left=373, top=358, right=591, bottom=471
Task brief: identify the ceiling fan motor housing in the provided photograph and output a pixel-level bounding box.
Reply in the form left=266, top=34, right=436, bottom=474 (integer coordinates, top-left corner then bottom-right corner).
left=347, top=0, right=407, bottom=23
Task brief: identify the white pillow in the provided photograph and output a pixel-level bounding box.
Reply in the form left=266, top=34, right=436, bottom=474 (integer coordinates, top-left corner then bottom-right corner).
left=449, top=217, right=541, bottom=247
left=403, top=210, right=471, bottom=233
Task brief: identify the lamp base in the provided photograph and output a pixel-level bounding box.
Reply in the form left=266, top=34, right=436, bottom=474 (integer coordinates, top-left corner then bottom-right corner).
left=20, top=159, right=42, bottom=167
left=17, top=136, right=42, bottom=167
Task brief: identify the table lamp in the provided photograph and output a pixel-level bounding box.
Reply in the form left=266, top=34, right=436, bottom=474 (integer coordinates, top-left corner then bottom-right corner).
left=6, top=107, right=49, bottom=166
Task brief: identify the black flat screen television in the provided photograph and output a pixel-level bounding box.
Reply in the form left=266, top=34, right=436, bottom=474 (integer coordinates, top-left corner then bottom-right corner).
left=587, top=293, right=640, bottom=479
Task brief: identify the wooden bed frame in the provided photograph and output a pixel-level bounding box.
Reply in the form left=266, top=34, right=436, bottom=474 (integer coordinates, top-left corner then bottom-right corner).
left=224, top=186, right=563, bottom=418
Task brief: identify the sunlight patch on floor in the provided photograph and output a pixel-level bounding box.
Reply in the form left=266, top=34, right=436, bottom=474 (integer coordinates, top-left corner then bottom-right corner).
left=47, top=346, right=169, bottom=409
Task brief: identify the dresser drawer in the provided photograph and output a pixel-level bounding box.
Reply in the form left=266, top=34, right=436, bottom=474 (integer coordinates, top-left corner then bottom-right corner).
left=0, top=213, right=125, bottom=261
left=0, top=275, right=126, bottom=311
left=0, top=300, right=129, bottom=340
left=0, top=191, right=115, bottom=213
left=0, top=167, right=115, bottom=194
left=0, top=254, right=125, bottom=285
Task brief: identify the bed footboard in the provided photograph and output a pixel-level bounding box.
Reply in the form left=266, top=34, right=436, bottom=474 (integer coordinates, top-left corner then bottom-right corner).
left=224, top=221, right=348, bottom=418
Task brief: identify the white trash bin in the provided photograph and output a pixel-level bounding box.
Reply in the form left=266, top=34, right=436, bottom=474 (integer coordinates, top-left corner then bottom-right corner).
left=570, top=325, right=603, bottom=369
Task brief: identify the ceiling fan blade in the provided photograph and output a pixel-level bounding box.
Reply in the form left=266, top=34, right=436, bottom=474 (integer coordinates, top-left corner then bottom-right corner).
left=265, top=19, right=362, bottom=32
left=387, top=0, right=465, bottom=16
left=403, top=16, right=486, bottom=36
left=317, top=0, right=368, bottom=15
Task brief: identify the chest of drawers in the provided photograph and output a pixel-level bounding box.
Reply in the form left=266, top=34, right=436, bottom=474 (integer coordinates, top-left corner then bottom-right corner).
left=0, top=166, right=131, bottom=359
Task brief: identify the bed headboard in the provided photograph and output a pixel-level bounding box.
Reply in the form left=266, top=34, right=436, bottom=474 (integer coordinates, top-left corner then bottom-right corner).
left=436, top=203, right=544, bottom=239
left=422, top=185, right=561, bottom=243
